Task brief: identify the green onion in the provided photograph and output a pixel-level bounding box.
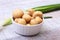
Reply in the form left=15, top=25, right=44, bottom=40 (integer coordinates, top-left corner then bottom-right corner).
left=2, top=18, right=12, bottom=26
left=33, top=4, right=60, bottom=13
left=44, top=16, right=52, bottom=19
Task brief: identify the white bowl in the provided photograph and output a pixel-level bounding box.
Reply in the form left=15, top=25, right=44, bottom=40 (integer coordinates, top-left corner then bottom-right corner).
left=12, top=18, right=43, bottom=36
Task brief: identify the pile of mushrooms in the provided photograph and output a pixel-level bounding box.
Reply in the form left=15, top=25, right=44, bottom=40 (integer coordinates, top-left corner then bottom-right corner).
left=13, top=8, right=43, bottom=26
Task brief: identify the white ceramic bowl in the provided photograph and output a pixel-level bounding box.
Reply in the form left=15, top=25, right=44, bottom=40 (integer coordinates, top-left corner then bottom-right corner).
left=12, top=18, right=43, bottom=36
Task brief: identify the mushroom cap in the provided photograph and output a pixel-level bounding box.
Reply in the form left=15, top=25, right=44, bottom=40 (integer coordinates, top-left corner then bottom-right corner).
left=13, top=9, right=24, bottom=18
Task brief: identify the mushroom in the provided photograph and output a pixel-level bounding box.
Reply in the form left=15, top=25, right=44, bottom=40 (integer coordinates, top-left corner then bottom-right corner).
left=27, top=8, right=35, bottom=16
left=13, top=9, right=24, bottom=18
left=30, top=19, right=38, bottom=25
left=15, top=18, right=20, bottom=23
left=35, top=16, right=43, bottom=24
left=22, top=14, right=31, bottom=23
left=33, top=11, right=43, bottom=18
left=18, top=18, right=26, bottom=25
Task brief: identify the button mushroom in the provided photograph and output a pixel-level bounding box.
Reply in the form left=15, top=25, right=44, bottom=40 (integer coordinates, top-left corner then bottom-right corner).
left=15, top=18, right=20, bottom=23
left=33, top=11, right=43, bottom=18
left=13, top=9, right=24, bottom=18
left=35, top=16, right=43, bottom=24
left=27, top=8, right=35, bottom=16
left=30, top=19, right=38, bottom=25
left=22, top=14, right=31, bottom=23
left=18, top=18, right=26, bottom=25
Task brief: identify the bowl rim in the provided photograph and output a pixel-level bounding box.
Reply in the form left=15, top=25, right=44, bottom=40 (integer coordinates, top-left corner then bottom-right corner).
left=11, top=16, right=43, bottom=27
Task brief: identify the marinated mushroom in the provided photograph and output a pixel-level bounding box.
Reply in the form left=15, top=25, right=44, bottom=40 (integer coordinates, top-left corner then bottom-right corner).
left=27, top=8, right=35, bottom=16
left=18, top=18, right=26, bottom=25
left=35, top=16, right=43, bottom=24
left=30, top=19, right=38, bottom=25
left=22, top=14, right=31, bottom=23
left=33, top=11, right=43, bottom=18
left=15, top=18, right=20, bottom=23
left=13, top=9, right=24, bottom=18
